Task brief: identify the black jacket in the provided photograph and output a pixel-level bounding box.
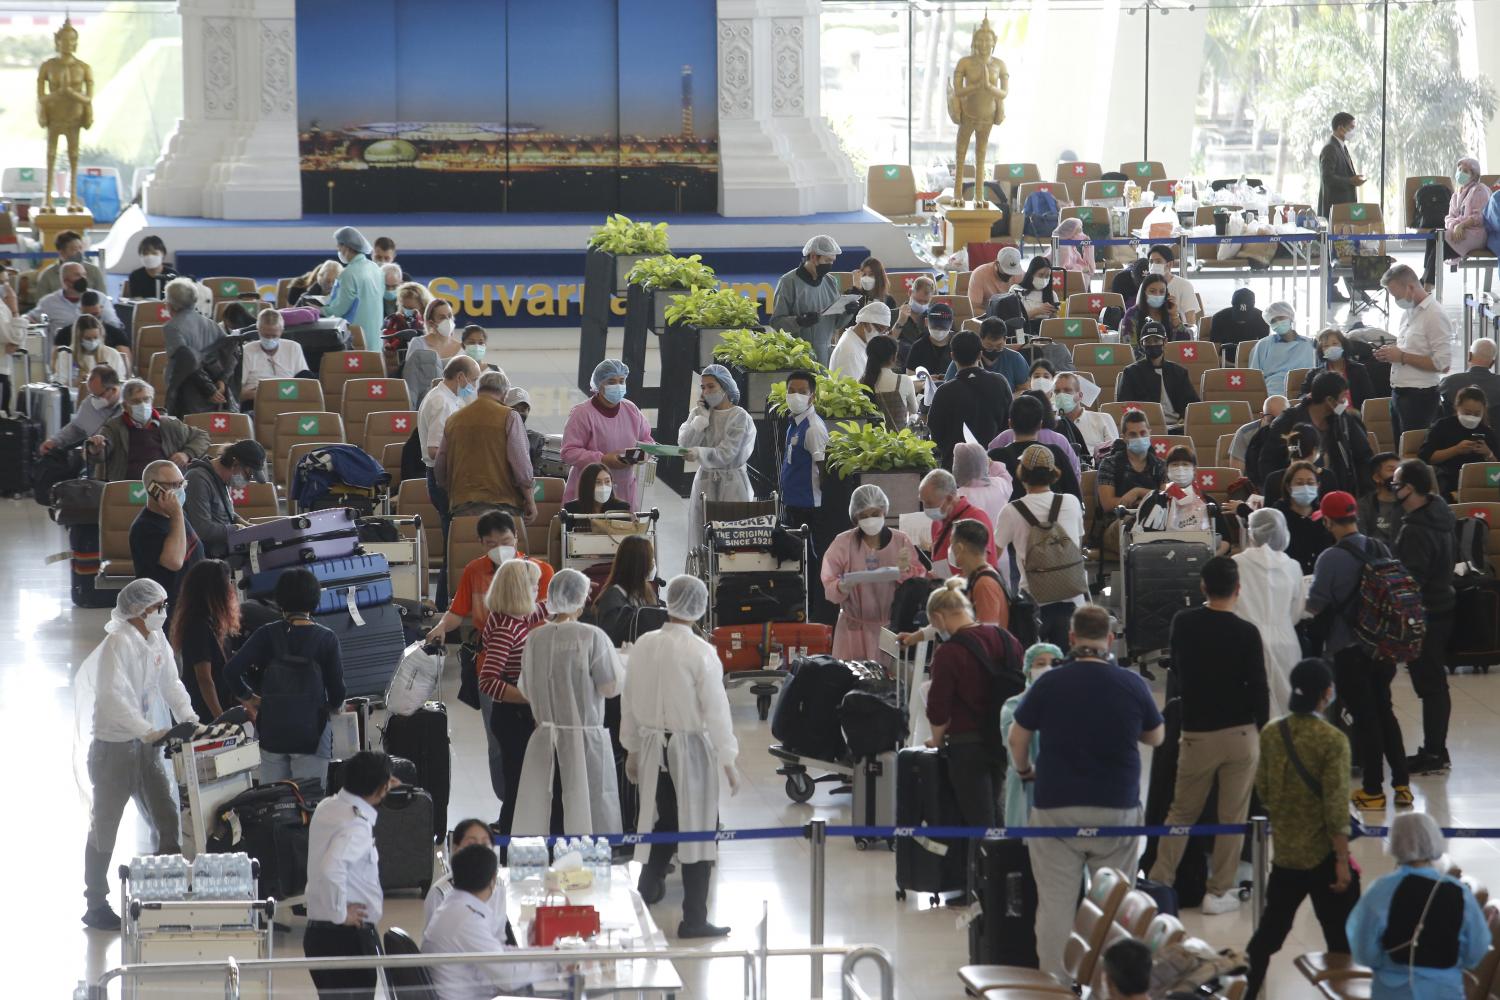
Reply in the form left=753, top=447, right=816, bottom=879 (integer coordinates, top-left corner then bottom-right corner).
left=1116, top=359, right=1199, bottom=417
left=1263, top=402, right=1373, bottom=497
left=1418, top=414, right=1500, bottom=498
left=1394, top=495, right=1456, bottom=614
left=989, top=439, right=1082, bottom=500
left=1309, top=359, right=1374, bottom=410
left=929, top=367, right=1013, bottom=468
left=1439, top=366, right=1500, bottom=427
left=1209, top=305, right=1268, bottom=364
left=1318, top=135, right=1359, bottom=217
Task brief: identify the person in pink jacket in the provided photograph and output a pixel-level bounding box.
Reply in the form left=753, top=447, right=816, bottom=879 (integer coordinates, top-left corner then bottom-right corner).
left=821, top=484, right=926, bottom=660
left=1423, top=156, right=1491, bottom=285
left=561, top=359, right=655, bottom=508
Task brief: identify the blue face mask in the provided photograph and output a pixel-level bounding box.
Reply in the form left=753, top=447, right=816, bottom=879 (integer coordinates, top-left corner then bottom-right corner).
left=602, top=384, right=627, bottom=405
left=1323, top=345, right=1344, bottom=361
left=1126, top=436, right=1152, bottom=455
left=1290, top=484, right=1319, bottom=506
left=384, top=289, right=397, bottom=301
left=458, top=383, right=476, bottom=400
left=260, top=337, right=280, bottom=352
left=1146, top=293, right=1166, bottom=309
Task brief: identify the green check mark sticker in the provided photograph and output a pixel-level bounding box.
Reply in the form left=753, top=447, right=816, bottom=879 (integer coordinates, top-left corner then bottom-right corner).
left=1009, top=164, right=1024, bottom=177
left=298, top=417, right=319, bottom=435
left=1065, top=320, right=1082, bottom=337
left=1137, top=163, right=1151, bottom=175
left=278, top=382, right=298, bottom=399
left=1102, top=183, right=1118, bottom=196
left=1209, top=405, right=1231, bottom=423
left=221, top=281, right=236, bottom=295
left=883, top=166, right=899, bottom=179
left=1351, top=205, right=1366, bottom=220
left=1487, top=467, right=1500, bottom=487
left=128, top=484, right=147, bottom=504
left=1094, top=346, right=1113, bottom=364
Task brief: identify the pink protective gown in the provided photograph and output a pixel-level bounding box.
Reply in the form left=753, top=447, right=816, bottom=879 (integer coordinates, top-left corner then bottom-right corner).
left=821, top=527, right=926, bottom=660
left=560, top=396, right=655, bottom=507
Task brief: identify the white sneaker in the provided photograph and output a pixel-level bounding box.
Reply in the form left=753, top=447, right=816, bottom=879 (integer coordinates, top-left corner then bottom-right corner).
left=1200, top=890, right=1241, bottom=915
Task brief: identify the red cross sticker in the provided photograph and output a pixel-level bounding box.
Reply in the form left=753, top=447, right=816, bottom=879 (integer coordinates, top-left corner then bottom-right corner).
left=1052, top=272, right=1065, bottom=290
left=346, top=355, right=363, bottom=370
left=1073, top=164, right=1086, bottom=175
left=369, top=383, right=385, bottom=396
left=210, top=415, right=228, bottom=431
left=1476, top=509, right=1491, bottom=523
left=1088, top=297, right=1102, bottom=311
left=1153, top=441, right=1168, bottom=457
left=156, top=305, right=171, bottom=321
left=1181, top=345, right=1196, bottom=359
left=391, top=415, right=408, bottom=431
left=230, top=487, right=247, bottom=504
left=1197, top=472, right=1216, bottom=489
left=1228, top=374, right=1244, bottom=387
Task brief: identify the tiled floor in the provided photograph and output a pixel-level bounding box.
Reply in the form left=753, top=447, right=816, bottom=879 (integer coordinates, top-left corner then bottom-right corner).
left=26, top=278, right=1500, bottom=998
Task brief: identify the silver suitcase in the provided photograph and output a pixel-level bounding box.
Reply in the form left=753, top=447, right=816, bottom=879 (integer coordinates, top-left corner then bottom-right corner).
left=21, top=382, right=67, bottom=442
left=537, top=432, right=566, bottom=479
left=850, top=750, right=897, bottom=849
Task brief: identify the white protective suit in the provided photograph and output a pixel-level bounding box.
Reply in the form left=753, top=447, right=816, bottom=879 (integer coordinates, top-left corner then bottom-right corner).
left=678, top=403, right=755, bottom=544
left=1232, top=543, right=1305, bottom=718
left=511, top=620, right=623, bottom=836
left=619, top=623, right=739, bottom=865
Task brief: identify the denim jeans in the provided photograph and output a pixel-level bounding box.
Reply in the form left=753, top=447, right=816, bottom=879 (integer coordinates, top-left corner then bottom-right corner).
left=259, top=722, right=332, bottom=786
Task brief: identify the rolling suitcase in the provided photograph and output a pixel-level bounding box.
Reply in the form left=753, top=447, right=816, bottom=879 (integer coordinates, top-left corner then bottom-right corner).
left=20, top=381, right=69, bottom=442
left=242, top=552, right=392, bottom=608
left=69, top=523, right=113, bottom=608
left=712, top=621, right=832, bottom=673
left=228, top=507, right=360, bottom=573
left=1448, top=579, right=1500, bottom=673
left=374, top=785, right=435, bottom=893
left=838, top=689, right=908, bottom=760
left=770, top=655, right=884, bottom=761
left=713, top=571, right=807, bottom=625
left=1124, top=538, right=1209, bottom=656
left=968, top=837, right=1039, bottom=966
left=894, top=747, right=967, bottom=900
left=315, top=600, right=406, bottom=696
left=850, top=751, right=897, bottom=849
left=381, top=702, right=451, bottom=842
left=0, top=412, right=40, bottom=496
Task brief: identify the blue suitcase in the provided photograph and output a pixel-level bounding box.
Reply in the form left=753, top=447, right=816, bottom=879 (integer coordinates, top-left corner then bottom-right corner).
left=243, top=553, right=392, bottom=605
left=229, top=508, right=360, bottom=573
left=315, top=600, right=406, bottom=697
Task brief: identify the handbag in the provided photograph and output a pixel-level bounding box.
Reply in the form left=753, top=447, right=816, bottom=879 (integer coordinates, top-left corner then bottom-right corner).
left=531, top=893, right=600, bottom=946
left=1277, top=718, right=1367, bottom=841
left=457, top=636, right=482, bottom=711
left=49, top=474, right=103, bottom=526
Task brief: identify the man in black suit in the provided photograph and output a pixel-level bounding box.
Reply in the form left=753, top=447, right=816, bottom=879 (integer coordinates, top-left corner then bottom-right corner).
left=1319, top=111, right=1365, bottom=302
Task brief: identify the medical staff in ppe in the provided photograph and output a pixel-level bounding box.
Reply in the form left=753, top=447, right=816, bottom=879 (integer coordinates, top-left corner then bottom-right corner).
left=561, top=358, right=655, bottom=508
left=678, top=364, right=755, bottom=544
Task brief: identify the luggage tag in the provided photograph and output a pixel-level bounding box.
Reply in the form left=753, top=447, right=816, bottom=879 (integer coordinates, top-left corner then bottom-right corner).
left=249, top=540, right=262, bottom=575
left=45, top=550, right=70, bottom=564
left=346, top=586, right=365, bottom=627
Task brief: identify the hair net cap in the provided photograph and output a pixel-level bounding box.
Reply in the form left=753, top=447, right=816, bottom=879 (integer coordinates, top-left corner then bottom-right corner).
left=591, top=358, right=630, bottom=389
left=856, top=301, right=892, bottom=327
left=952, top=442, right=990, bottom=487
left=1023, top=642, right=1064, bottom=681
left=665, top=574, right=709, bottom=622
left=333, top=226, right=372, bottom=255
left=116, top=577, right=169, bottom=620
left=701, top=364, right=740, bottom=404
left=546, top=569, right=591, bottom=615
left=848, top=483, right=890, bottom=521
left=802, top=234, right=842, bottom=257
left=1265, top=301, right=1296, bottom=323
left=1247, top=507, right=1290, bottom=552
left=1387, top=811, right=1446, bottom=864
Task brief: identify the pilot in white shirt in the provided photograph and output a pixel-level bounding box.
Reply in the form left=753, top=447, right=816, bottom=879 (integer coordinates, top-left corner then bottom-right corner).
left=423, top=844, right=546, bottom=1000
left=303, top=751, right=397, bottom=1000
left=423, top=818, right=506, bottom=935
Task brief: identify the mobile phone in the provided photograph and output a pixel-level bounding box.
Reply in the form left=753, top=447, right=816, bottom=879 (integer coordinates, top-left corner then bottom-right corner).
left=147, top=482, right=166, bottom=501
left=622, top=448, right=645, bottom=465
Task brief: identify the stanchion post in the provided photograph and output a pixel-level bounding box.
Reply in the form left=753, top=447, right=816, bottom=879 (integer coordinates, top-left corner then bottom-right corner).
left=809, top=819, right=827, bottom=999
left=223, top=956, right=241, bottom=1000
left=1318, top=232, right=1331, bottom=330
left=1250, top=815, right=1269, bottom=929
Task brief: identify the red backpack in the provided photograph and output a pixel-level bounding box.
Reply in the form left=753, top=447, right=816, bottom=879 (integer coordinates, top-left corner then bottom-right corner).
left=1337, top=537, right=1426, bottom=663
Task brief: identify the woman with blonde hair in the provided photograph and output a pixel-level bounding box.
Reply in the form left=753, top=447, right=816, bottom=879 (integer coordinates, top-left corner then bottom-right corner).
left=476, top=557, right=548, bottom=838
left=56, top=313, right=126, bottom=386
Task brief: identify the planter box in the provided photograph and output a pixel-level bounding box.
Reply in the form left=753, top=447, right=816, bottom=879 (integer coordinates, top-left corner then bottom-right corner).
left=722, top=362, right=794, bottom=419
left=816, top=467, right=926, bottom=560
left=611, top=254, right=649, bottom=291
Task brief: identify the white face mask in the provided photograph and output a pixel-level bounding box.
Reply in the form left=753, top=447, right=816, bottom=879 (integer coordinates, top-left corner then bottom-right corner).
left=1149, top=262, right=1166, bottom=276
left=141, top=253, right=163, bottom=269
left=1167, top=465, right=1195, bottom=487
left=924, top=506, right=946, bottom=521
left=129, top=402, right=153, bottom=423
left=594, top=483, right=613, bottom=504
left=1333, top=400, right=1349, bottom=416
left=1459, top=413, right=1483, bottom=430
left=81, top=337, right=100, bottom=352
left=1031, top=377, right=1054, bottom=395
left=435, top=317, right=455, bottom=337
left=785, top=392, right=811, bottom=415
left=859, top=274, right=876, bottom=291
left=858, top=515, right=884, bottom=536
left=144, top=609, right=167, bottom=631
left=487, top=544, right=516, bottom=566
left=928, top=327, right=952, bottom=344
left=1032, top=275, right=1050, bottom=291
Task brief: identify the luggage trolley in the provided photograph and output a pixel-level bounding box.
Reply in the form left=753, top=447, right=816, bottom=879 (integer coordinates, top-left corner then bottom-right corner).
left=1113, top=504, right=1219, bottom=668
left=557, top=507, right=660, bottom=577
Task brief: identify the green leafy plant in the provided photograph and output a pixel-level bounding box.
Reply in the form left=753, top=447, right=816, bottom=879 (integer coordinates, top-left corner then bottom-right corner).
left=824, top=422, right=938, bottom=477
left=766, top=371, right=881, bottom=420
left=586, top=214, right=670, bottom=255
left=665, top=286, right=762, bottom=328
left=711, top=328, right=818, bottom=372
left=625, top=254, right=718, bottom=291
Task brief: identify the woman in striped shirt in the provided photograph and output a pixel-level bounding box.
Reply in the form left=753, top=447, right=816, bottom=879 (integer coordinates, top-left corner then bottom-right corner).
left=478, top=559, right=548, bottom=840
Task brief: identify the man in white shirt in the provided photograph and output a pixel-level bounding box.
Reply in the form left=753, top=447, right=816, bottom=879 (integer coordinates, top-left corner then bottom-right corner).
left=418, top=354, right=480, bottom=607
left=27, top=260, right=98, bottom=342
left=828, top=300, right=890, bottom=379
left=1375, top=263, right=1453, bottom=441
left=423, top=844, right=542, bottom=1000
left=239, top=309, right=309, bottom=408
left=303, top=751, right=398, bottom=1000
left=1147, top=244, right=1199, bottom=327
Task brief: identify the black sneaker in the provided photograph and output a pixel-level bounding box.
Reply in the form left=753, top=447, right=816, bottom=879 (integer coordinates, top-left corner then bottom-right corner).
left=1405, top=748, right=1451, bottom=775
left=82, top=905, right=121, bottom=931
left=637, top=871, right=666, bottom=905
left=678, top=920, right=731, bottom=939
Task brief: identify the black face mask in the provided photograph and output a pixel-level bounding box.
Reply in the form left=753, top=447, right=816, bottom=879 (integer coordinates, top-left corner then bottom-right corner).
left=813, top=262, right=833, bottom=280
left=1143, top=344, right=1164, bottom=360
left=981, top=348, right=1001, bottom=360
left=71, top=278, right=88, bottom=294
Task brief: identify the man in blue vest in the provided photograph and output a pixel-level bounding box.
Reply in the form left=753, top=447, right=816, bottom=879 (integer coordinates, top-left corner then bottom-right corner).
left=779, top=369, right=831, bottom=621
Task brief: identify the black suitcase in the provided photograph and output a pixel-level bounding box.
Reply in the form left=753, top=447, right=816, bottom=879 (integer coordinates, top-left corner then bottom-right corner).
left=327, top=754, right=417, bottom=795
left=314, top=600, right=406, bottom=696
left=770, top=656, right=884, bottom=761
left=838, top=688, right=908, bottom=760
left=968, top=837, right=1039, bottom=966
left=207, top=780, right=314, bottom=899
left=0, top=412, right=40, bottom=496
left=68, top=523, right=114, bottom=608
left=381, top=704, right=451, bottom=842
left=713, top=571, right=807, bottom=625
left=894, top=747, right=967, bottom=900
left=375, top=784, right=435, bottom=893
left=1136, top=699, right=1212, bottom=908
left=1124, top=539, right=1210, bottom=656
left=1449, top=579, right=1500, bottom=673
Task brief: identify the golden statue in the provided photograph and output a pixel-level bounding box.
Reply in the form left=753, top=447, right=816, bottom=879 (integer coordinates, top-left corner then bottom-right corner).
left=36, top=17, right=94, bottom=212
left=948, top=16, right=1007, bottom=208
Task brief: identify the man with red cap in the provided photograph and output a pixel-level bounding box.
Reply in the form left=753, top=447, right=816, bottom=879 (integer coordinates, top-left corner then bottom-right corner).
left=1303, top=490, right=1412, bottom=811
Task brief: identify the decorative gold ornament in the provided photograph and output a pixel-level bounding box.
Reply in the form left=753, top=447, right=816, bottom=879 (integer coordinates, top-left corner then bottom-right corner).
left=36, top=17, right=95, bottom=211
left=947, top=15, right=1008, bottom=207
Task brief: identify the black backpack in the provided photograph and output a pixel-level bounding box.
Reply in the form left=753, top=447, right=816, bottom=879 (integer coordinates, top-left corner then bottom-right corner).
left=1414, top=183, right=1450, bottom=230
left=255, top=625, right=329, bottom=755
left=1456, top=516, right=1492, bottom=578
left=949, top=625, right=1027, bottom=728
left=598, top=598, right=669, bottom=647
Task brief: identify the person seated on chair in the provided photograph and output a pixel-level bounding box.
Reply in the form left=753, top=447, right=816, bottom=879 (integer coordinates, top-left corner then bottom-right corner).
left=1248, top=301, right=1317, bottom=397
left=1100, top=938, right=1154, bottom=1000
left=55, top=314, right=126, bottom=384
left=562, top=462, right=632, bottom=524
left=1053, top=217, right=1095, bottom=276
left=891, top=274, right=936, bottom=359
left=423, top=820, right=506, bottom=933
left=1258, top=421, right=1339, bottom=508
left=1116, top=323, right=1199, bottom=430
left=1147, top=243, right=1199, bottom=327
left=1418, top=385, right=1500, bottom=499
left=989, top=393, right=1082, bottom=498
left=840, top=255, right=898, bottom=329
left=1261, top=373, right=1371, bottom=499
left=183, top=439, right=265, bottom=560
left=424, top=510, right=554, bottom=643
left=1053, top=371, right=1118, bottom=461
left=1010, top=255, right=1060, bottom=337
left=1439, top=337, right=1500, bottom=426
left=40, top=364, right=122, bottom=457
left=1311, top=327, right=1373, bottom=410
left=967, top=245, right=1024, bottom=317
left=1235, top=394, right=1289, bottom=474
left=1421, top=156, right=1492, bottom=287
left=903, top=300, right=954, bottom=379
left=239, top=309, right=310, bottom=409
left=88, top=379, right=211, bottom=482
left=1119, top=274, right=1185, bottom=347
left=220, top=302, right=258, bottom=337
left=423, top=843, right=544, bottom=1000
left=32, top=229, right=107, bottom=298
left=76, top=290, right=129, bottom=355
left=1210, top=287, right=1269, bottom=365
left=1134, top=446, right=1231, bottom=553
left=125, top=235, right=179, bottom=300
left=28, top=261, right=100, bottom=343
left=1110, top=256, right=1150, bottom=310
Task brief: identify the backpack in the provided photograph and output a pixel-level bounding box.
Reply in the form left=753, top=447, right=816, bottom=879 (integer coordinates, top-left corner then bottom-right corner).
left=1336, top=537, right=1427, bottom=663
left=1010, top=494, right=1088, bottom=604
left=1022, top=190, right=1060, bottom=238
left=291, top=443, right=390, bottom=512
left=1456, top=516, right=1492, bottom=578
left=597, top=597, right=669, bottom=647
left=1413, top=183, right=1451, bottom=231
left=970, top=565, right=1039, bottom=648
left=985, top=188, right=1012, bottom=236
left=256, top=624, right=330, bottom=754
left=949, top=625, right=1027, bottom=731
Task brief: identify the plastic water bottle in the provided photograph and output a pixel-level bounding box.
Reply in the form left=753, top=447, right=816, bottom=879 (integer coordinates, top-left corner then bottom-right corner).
left=74, top=981, right=89, bottom=1000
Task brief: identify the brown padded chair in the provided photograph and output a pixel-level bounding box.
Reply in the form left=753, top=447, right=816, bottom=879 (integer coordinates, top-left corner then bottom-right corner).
left=1065, top=291, right=1125, bottom=319
left=1452, top=503, right=1500, bottom=575
left=98, top=479, right=148, bottom=586
left=1285, top=367, right=1312, bottom=400
left=446, top=514, right=486, bottom=592
left=381, top=441, right=407, bottom=488
left=1074, top=342, right=1132, bottom=408
left=202, top=276, right=259, bottom=302
left=275, top=278, right=294, bottom=308
left=1215, top=434, right=1242, bottom=470
left=1082, top=923, right=1133, bottom=998
left=319, top=351, right=387, bottom=411
left=1194, top=467, right=1237, bottom=508
left=1164, top=341, right=1217, bottom=395
left=1081, top=179, right=1128, bottom=203
left=1184, top=401, right=1251, bottom=464
left=1112, top=888, right=1158, bottom=937
left=363, top=410, right=418, bottom=472
left=229, top=480, right=280, bottom=521
left=1200, top=368, right=1267, bottom=410
left=1121, top=160, right=1166, bottom=182
left=270, top=411, right=345, bottom=486
left=1361, top=397, right=1393, bottom=455
left=528, top=477, right=565, bottom=557
left=145, top=352, right=168, bottom=401
left=1102, top=400, right=1166, bottom=436
left=865, top=164, right=924, bottom=224
left=342, top=379, right=411, bottom=449
left=254, top=377, right=325, bottom=447
left=1150, top=434, right=1195, bottom=464
left=1055, top=160, right=1101, bottom=204
left=1037, top=316, right=1097, bottom=342
left=396, top=478, right=444, bottom=573
left=131, top=301, right=172, bottom=338
left=185, top=411, right=255, bottom=447
left=1141, top=913, right=1187, bottom=955
left=1457, top=463, right=1500, bottom=504
left=1404, top=173, right=1454, bottom=230
left=134, top=323, right=166, bottom=364
left=1400, top=429, right=1427, bottom=460
left=1233, top=340, right=1258, bottom=369
left=213, top=299, right=268, bottom=323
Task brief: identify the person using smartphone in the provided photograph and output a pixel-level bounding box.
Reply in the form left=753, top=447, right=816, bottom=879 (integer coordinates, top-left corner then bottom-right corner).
left=1418, top=385, right=1500, bottom=499
left=128, top=459, right=203, bottom=620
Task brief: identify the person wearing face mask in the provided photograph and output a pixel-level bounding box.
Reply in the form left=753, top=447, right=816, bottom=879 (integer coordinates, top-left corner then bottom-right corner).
left=129, top=459, right=204, bottom=619
left=993, top=445, right=1087, bottom=647
left=74, top=577, right=200, bottom=930
left=892, top=275, right=936, bottom=358
left=88, top=378, right=211, bottom=482
left=403, top=299, right=464, bottom=407
left=1145, top=245, right=1198, bottom=327
left=239, top=309, right=310, bottom=408
left=843, top=256, right=897, bottom=326
left=125, top=235, right=178, bottom=299
left=503, top=386, right=548, bottom=471
left=1419, top=385, right=1500, bottom=498
left=822, top=484, right=925, bottom=659
left=1259, top=421, right=1336, bottom=508
left=319, top=226, right=386, bottom=348
left=1096, top=410, right=1165, bottom=553
left=678, top=364, right=755, bottom=543
left=988, top=394, right=1082, bottom=500
left=1439, top=337, right=1500, bottom=426
left=1356, top=452, right=1404, bottom=547
left=183, top=439, right=265, bottom=559
left=1311, top=327, right=1372, bottom=410
left=436, top=368, right=536, bottom=520
left=1136, top=446, right=1231, bottom=552
left=1209, top=287, right=1270, bottom=365
left=1234, top=508, right=1308, bottom=718
left=859, top=334, right=917, bottom=429
left=920, top=467, right=998, bottom=577
left=944, top=316, right=1031, bottom=391
left=1248, top=301, right=1316, bottom=397
left=1422, top=156, right=1491, bottom=286
left=1271, top=460, right=1331, bottom=574
left=1052, top=218, right=1095, bottom=276
left=1263, top=372, right=1372, bottom=499
left=427, top=510, right=554, bottom=646
left=1000, top=642, right=1062, bottom=824
left=40, top=364, right=122, bottom=456
left=459, top=324, right=495, bottom=370
left=1318, top=111, right=1365, bottom=220
left=777, top=371, right=828, bottom=524
left=1014, top=255, right=1060, bottom=334
left=828, top=299, right=891, bottom=378
left=1052, top=371, right=1118, bottom=461
left=33, top=229, right=106, bottom=299
left=1116, top=325, right=1200, bottom=429
left=1375, top=263, right=1452, bottom=443
left=57, top=313, right=125, bottom=385
left=903, top=299, right=954, bottom=382
left=561, top=358, right=655, bottom=509
left=563, top=461, right=632, bottom=520
left=1120, top=275, right=1183, bottom=347
left=379, top=262, right=402, bottom=318
left=1237, top=394, right=1289, bottom=474
left=28, top=260, right=102, bottom=343
left=770, top=234, right=844, bottom=365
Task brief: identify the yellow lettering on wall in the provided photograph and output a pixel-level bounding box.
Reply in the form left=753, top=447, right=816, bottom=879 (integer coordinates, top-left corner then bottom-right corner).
left=555, top=284, right=577, bottom=316
left=609, top=295, right=627, bottom=316
left=429, top=277, right=460, bottom=312
left=462, top=282, right=494, bottom=318
left=495, top=284, right=525, bottom=318
left=730, top=281, right=776, bottom=315
left=525, top=283, right=556, bottom=316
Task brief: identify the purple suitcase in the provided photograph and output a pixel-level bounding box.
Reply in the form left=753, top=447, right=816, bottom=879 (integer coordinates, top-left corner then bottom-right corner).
left=229, top=507, right=360, bottom=573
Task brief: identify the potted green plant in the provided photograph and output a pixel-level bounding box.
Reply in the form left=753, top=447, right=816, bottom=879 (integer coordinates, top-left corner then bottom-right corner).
left=668, top=287, right=766, bottom=371
left=766, top=371, right=882, bottom=424
left=626, top=254, right=719, bottom=329
left=586, top=214, right=671, bottom=289
left=820, top=421, right=937, bottom=537
left=710, top=328, right=817, bottom=418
